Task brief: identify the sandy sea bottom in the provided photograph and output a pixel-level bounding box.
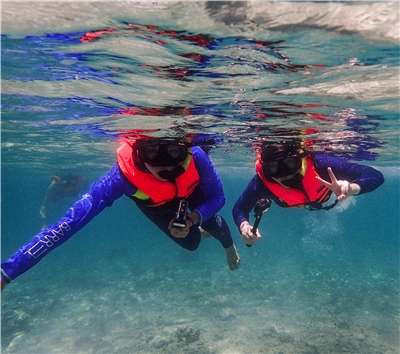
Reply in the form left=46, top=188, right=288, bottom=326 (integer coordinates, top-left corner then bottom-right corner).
left=1, top=249, right=398, bottom=354
left=2, top=209, right=399, bottom=353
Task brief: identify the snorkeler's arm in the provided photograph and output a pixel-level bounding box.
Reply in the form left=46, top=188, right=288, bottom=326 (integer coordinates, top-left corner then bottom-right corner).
left=232, top=175, right=267, bottom=229
left=40, top=179, right=59, bottom=219
left=191, top=147, right=226, bottom=225
left=1, top=164, right=136, bottom=289
left=313, top=153, right=384, bottom=195
left=232, top=176, right=270, bottom=245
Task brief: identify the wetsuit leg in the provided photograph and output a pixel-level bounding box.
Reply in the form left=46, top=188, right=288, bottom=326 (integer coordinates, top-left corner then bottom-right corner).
left=201, top=214, right=233, bottom=249
left=186, top=187, right=234, bottom=249
left=135, top=202, right=201, bottom=251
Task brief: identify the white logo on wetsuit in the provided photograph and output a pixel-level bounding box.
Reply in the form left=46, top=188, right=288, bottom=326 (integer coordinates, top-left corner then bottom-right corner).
left=215, top=215, right=222, bottom=227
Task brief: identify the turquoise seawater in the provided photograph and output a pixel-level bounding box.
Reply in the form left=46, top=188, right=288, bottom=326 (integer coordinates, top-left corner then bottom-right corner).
left=1, top=2, right=399, bottom=353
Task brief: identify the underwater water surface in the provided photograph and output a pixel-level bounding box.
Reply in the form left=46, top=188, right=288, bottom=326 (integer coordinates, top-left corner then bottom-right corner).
left=1, top=2, right=399, bottom=353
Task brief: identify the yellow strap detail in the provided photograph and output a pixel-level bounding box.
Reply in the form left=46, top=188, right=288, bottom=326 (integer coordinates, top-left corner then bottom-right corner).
left=298, top=157, right=307, bottom=177
left=131, top=189, right=150, bottom=200
left=181, top=147, right=192, bottom=170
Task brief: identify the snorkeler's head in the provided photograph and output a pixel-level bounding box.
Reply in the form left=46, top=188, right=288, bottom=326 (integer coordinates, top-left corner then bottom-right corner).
left=133, top=138, right=191, bottom=181
left=136, top=139, right=189, bottom=167
left=259, top=142, right=305, bottom=179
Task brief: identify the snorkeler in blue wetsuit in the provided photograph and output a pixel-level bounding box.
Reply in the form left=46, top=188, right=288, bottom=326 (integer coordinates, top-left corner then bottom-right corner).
left=40, top=174, right=88, bottom=230
left=233, top=142, right=384, bottom=246
left=1, top=138, right=240, bottom=291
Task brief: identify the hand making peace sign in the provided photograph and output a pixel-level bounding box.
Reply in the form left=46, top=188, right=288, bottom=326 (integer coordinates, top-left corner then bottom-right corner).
left=316, top=167, right=360, bottom=201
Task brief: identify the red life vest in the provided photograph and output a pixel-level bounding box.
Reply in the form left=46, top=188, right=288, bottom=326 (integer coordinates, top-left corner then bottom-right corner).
left=256, top=156, right=331, bottom=207
left=117, top=143, right=200, bottom=206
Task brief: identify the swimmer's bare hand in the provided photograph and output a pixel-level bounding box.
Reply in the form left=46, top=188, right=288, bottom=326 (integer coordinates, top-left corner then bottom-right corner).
left=239, top=221, right=261, bottom=245
left=168, top=218, right=191, bottom=238
left=316, top=167, right=360, bottom=201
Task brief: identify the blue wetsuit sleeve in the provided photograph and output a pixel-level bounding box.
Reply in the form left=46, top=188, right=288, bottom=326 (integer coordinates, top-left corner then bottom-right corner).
left=313, top=153, right=384, bottom=194
left=192, top=147, right=226, bottom=224
left=1, top=163, right=137, bottom=284
left=232, top=174, right=271, bottom=229
left=231, top=154, right=384, bottom=231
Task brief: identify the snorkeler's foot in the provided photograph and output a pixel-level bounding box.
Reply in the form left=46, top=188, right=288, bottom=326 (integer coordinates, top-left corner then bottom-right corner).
left=199, top=227, right=211, bottom=239
left=226, top=244, right=240, bottom=271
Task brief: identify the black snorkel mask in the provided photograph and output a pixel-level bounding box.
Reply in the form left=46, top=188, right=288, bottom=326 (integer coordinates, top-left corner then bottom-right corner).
left=259, top=143, right=305, bottom=180
left=137, top=140, right=189, bottom=167
left=262, top=154, right=304, bottom=179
